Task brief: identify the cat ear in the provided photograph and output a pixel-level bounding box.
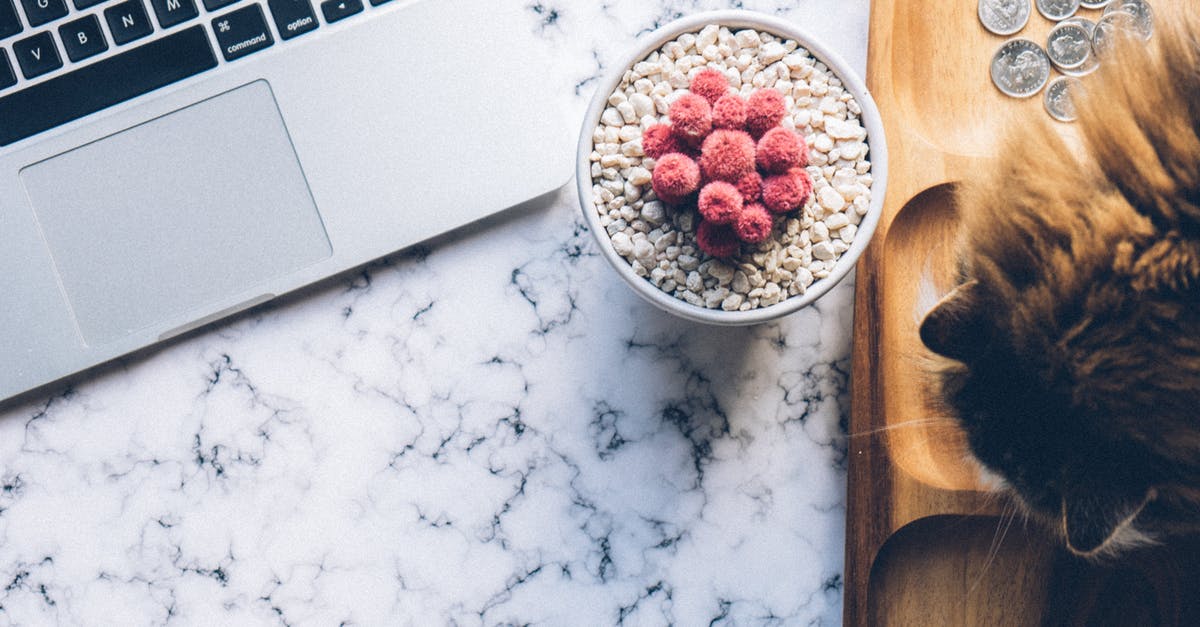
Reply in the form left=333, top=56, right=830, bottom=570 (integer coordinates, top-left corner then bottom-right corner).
left=1061, top=488, right=1154, bottom=558
left=918, top=280, right=989, bottom=362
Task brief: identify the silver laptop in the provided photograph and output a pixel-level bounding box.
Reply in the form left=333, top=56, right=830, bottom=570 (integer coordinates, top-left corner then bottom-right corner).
left=0, top=0, right=573, bottom=402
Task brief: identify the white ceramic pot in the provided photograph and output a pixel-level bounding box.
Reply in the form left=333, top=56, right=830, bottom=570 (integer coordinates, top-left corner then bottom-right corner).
left=577, top=10, right=889, bottom=325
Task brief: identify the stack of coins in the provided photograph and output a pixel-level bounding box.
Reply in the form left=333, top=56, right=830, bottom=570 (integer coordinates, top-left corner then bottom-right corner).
left=978, top=0, right=1155, bottom=122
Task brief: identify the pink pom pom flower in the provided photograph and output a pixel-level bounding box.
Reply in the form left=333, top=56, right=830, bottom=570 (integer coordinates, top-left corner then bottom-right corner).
left=690, top=68, right=730, bottom=105
left=756, top=127, right=807, bottom=174
left=736, top=171, right=763, bottom=203
left=669, top=93, right=713, bottom=145
left=642, top=124, right=680, bottom=159
left=711, top=94, right=747, bottom=130
left=761, top=167, right=813, bottom=214
left=651, top=153, right=701, bottom=204
left=699, top=129, right=756, bottom=183
left=698, top=181, right=744, bottom=225
left=636, top=81, right=825, bottom=257
left=745, top=89, right=786, bottom=138
left=792, top=167, right=814, bottom=205
left=735, top=203, right=774, bottom=244
left=695, top=220, right=741, bottom=258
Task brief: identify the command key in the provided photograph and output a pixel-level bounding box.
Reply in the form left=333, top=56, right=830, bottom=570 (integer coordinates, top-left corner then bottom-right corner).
left=212, top=4, right=274, bottom=62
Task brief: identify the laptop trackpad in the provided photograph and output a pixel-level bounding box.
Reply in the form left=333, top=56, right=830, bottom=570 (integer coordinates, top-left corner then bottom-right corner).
left=21, top=81, right=331, bottom=347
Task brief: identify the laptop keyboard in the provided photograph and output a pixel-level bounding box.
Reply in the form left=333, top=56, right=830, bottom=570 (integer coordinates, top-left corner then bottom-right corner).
left=0, top=0, right=391, bottom=146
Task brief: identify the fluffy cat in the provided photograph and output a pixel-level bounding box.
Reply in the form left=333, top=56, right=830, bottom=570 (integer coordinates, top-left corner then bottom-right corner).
left=919, top=10, right=1200, bottom=558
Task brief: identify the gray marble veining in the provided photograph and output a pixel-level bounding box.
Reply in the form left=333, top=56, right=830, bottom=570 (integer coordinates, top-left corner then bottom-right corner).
left=0, top=0, right=870, bottom=623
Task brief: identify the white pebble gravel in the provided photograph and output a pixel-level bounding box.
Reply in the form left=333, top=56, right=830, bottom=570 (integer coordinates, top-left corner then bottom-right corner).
left=589, top=24, right=873, bottom=312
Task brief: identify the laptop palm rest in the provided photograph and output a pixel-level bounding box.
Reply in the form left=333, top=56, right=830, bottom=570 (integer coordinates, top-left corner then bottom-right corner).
left=19, top=80, right=331, bottom=347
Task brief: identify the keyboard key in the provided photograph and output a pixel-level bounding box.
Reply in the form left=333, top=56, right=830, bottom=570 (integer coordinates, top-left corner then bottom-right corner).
left=201, top=0, right=235, bottom=11
left=267, top=0, right=315, bottom=40
left=0, top=25, right=216, bottom=146
left=150, top=0, right=197, bottom=29
left=20, top=0, right=67, bottom=27
left=0, top=0, right=21, bottom=40
left=12, top=31, right=60, bottom=78
left=212, top=4, right=271, bottom=61
left=105, top=0, right=154, bottom=45
left=0, top=49, right=15, bottom=89
left=319, top=0, right=359, bottom=23
left=367, top=0, right=389, bottom=6
left=73, top=0, right=104, bottom=9
left=59, top=14, right=107, bottom=61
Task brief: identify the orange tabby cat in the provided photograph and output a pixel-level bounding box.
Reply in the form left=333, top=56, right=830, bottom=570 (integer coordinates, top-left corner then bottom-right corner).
left=920, top=9, right=1200, bottom=558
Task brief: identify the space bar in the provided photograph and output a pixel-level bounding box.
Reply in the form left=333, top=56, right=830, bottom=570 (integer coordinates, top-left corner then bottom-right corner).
left=0, top=26, right=218, bottom=147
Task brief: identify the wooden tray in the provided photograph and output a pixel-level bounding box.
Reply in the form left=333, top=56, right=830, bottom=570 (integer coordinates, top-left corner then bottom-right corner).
left=845, top=1, right=1200, bottom=625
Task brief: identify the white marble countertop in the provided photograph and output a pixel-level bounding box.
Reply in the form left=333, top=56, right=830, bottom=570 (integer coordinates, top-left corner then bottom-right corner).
left=0, top=0, right=870, bottom=623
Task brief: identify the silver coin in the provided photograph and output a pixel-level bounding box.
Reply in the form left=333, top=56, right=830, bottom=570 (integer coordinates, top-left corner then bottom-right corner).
left=1115, top=0, right=1154, bottom=40
left=1061, top=16, right=1096, bottom=38
left=1103, top=0, right=1144, bottom=15
left=991, top=39, right=1052, bottom=98
left=1093, top=10, right=1137, bottom=56
left=1080, top=0, right=1112, bottom=7
left=979, top=0, right=1033, bottom=36
left=1059, top=52, right=1100, bottom=76
left=1047, top=22, right=1092, bottom=70
left=1044, top=76, right=1082, bottom=122
left=1036, top=0, right=1081, bottom=21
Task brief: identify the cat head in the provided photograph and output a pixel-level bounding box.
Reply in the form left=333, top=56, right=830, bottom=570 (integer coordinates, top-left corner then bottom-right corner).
left=920, top=275, right=1196, bottom=558
left=919, top=14, right=1200, bottom=558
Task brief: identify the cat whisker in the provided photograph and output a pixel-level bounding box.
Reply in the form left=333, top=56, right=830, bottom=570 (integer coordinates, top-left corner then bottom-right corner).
left=847, top=416, right=959, bottom=439
left=970, top=502, right=1018, bottom=595
left=967, top=486, right=1007, bottom=517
